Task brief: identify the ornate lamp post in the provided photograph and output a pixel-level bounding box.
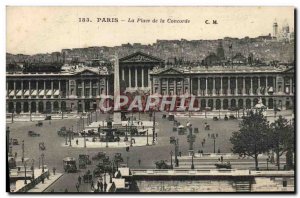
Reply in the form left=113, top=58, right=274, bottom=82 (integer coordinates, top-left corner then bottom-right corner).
left=170, top=137, right=179, bottom=167
left=69, top=128, right=72, bottom=147
left=186, top=122, right=195, bottom=156
left=31, top=159, right=35, bottom=180
left=24, top=161, right=27, bottom=184
left=170, top=151, right=173, bottom=169
left=191, top=151, right=195, bottom=169
left=152, top=107, right=156, bottom=144
left=146, top=128, right=149, bottom=146
left=209, top=133, right=219, bottom=153
left=41, top=153, right=45, bottom=173
left=22, top=140, right=25, bottom=163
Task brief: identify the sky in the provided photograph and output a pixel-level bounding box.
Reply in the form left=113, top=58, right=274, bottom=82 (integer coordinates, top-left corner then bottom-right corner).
left=6, top=6, right=294, bottom=55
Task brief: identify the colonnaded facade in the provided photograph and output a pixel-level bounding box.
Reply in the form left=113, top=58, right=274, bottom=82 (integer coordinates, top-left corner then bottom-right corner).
left=150, top=65, right=294, bottom=111
left=6, top=52, right=294, bottom=114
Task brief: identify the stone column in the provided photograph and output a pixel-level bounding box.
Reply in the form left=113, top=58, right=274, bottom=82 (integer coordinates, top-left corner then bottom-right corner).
left=82, top=80, right=85, bottom=98
left=135, top=67, right=138, bottom=88
left=106, top=78, right=109, bottom=95
left=166, top=78, right=169, bottom=95
left=228, top=77, right=231, bottom=95
left=235, top=77, right=238, bottom=95
left=198, top=78, right=200, bottom=96
left=122, top=68, right=125, bottom=81
left=128, top=68, right=132, bottom=88
left=205, top=77, right=208, bottom=96
left=29, top=81, right=31, bottom=98
left=266, top=98, right=269, bottom=109
left=13, top=81, right=16, bottom=97
left=220, top=99, right=223, bottom=110
left=273, top=76, right=276, bottom=94
left=6, top=82, right=8, bottom=98
left=58, top=80, right=61, bottom=98
left=220, top=77, right=223, bottom=96
left=21, top=80, right=24, bottom=98
left=51, top=80, right=54, bottom=98
left=290, top=77, right=293, bottom=95
left=258, top=77, right=261, bottom=95
left=250, top=77, right=253, bottom=95
left=212, top=77, right=216, bottom=96
left=141, top=68, right=144, bottom=88
left=148, top=68, right=151, bottom=89
left=21, top=102, right=24, bottom=113
left=89, top=80, right=92, bottom=98
left=243, top=77, right=246, bottom=95
left=174, top=79, right=177, bottom=95
left=44, top=80, right=46, bottom=98
left=36, top=81, right=39, bottom=97
left=182, top=79, right=184, bottom=94
left=265, top=76, right=268, bottom=95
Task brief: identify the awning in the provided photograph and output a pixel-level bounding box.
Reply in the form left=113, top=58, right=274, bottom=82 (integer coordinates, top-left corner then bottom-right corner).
left=53, top=90, right=60, bottom=96
left=24, top=90, right=30, bottom=96
left=16, top=90, right=22, bottom=96
left=9, top=91, right=15, bottom=96
left=46, top=90, right=52, bottom=96
left=31, top=90, right=37, bottom=95
left=39, top=90, right=45, bottom=96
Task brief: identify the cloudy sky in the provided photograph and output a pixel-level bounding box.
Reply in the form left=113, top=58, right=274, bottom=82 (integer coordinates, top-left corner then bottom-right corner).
left=6, top=6, right=294, bottom=55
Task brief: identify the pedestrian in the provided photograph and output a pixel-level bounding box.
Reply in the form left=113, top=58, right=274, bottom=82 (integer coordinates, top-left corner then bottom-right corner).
left=179, top=151, right=182, bottom=157
left=52, top=167, right=56, bottom=175
left=100, top=181, right=103, bottom=192
left=78, top=175, right=82, bottom=185
left=138, top=159, right=141, bottom=167
left=104, top=182, right=107, bottom=192
left=41, top=176, right=45, bottom=184
left=91, top=180, right=94, bottom=191
left=14, top=152, right=17, bottom=158
left=76, top=139, right=79, bottom=145
left=221, top=155, right=223, bottom=162
left=97, top=180, right=100, bottom=191
left=75, top=182, right=80, bottom=192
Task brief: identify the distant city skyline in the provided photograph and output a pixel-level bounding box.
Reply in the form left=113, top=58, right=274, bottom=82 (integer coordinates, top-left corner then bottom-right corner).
left=7, top=7, right=294, bottom=55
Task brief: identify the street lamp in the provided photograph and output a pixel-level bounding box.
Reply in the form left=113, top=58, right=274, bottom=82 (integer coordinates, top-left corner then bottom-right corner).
left=22, top=140, right=25, bottom=163
left=170, top=137, right=179, bottom=167
left=187, top=122, right=195, bottom=156
left=24, top=161, right=27, bottom=184
left=31, top=159, right=35, bottom=180
left=69, top=129, right=72, bottom=147
left=152, top=107, right=156, bottom=144
left=191, top=151, right=195, bottom=169
left=41, top=153, right=45, bottom=173
left=146, top=128, right=149, bottom=146
left=170, top=151, right=173, bottom=169
left=209, top=133, right=219, bottom=153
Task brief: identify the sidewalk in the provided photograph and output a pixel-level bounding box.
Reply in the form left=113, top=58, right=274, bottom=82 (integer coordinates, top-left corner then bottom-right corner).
left=28, top=173, right=63, bottom=192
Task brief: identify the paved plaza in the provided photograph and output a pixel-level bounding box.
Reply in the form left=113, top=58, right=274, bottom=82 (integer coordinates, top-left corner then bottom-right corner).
left=7, top=110, right=293, bottom=192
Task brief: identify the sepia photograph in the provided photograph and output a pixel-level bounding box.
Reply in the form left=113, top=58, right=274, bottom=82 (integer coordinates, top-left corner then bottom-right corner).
left=5, top=6, right=295, bottom=193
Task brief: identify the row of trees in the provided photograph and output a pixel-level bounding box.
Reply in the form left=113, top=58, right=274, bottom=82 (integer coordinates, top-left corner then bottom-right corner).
left=230, top=111, right=294, bottom=170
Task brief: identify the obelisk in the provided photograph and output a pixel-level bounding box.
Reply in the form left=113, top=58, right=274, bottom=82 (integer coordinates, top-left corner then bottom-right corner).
left=113, top=53, right=122, bottom=125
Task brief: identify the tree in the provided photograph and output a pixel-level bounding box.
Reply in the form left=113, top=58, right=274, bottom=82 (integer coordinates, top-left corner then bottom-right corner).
left=230, top=111, right=270, bottom=170
left=269, top=116, right=294, bottom=170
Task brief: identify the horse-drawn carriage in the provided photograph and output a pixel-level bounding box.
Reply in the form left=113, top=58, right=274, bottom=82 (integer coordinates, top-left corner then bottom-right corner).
left=28, top=130, right=40, bottom=137
left=155, top=160, right=173, bottom=169
left=83, top=170, right=93, bottom=183
left=63, top=157, right=77, bottom=173
left=91, top=152, right=107, bottom=161
left=36, top=121, right=43, bottom=127
left=79, top=154, right=91, bottom=169
left=215, top=162, right=231, bottom=169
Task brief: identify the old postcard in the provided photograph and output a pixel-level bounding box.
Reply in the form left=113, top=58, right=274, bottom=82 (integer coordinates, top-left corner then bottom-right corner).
left=6, top=6, right=295, bottom=193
